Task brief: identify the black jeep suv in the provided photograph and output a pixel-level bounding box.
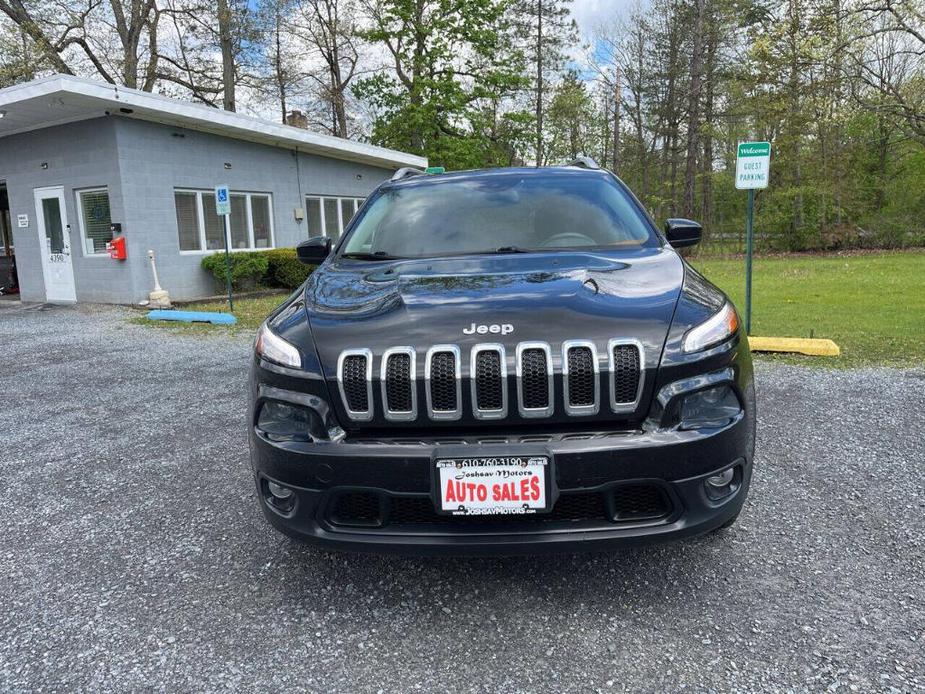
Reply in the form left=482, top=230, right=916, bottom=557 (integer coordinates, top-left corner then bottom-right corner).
left=248, top=159, right=756, bottom=555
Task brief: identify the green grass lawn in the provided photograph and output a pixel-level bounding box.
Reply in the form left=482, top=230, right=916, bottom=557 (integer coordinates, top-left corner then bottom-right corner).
left=691, top=251, right=925, bottom=368
left=137, top=251, right=925, bottom=369
left=130, top=292, right=289, bottom=334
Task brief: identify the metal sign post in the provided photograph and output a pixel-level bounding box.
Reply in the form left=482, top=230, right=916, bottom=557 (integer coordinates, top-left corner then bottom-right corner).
left=214, top=184, right=233, bottom=311
left=735, top=142, right=771, bottom=335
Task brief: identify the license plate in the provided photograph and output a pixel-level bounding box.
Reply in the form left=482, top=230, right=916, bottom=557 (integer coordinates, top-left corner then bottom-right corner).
left=435, top=456, right=549, bottom=516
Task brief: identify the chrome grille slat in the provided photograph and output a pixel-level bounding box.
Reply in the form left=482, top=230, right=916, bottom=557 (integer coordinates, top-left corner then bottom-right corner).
left=381, top=347, right=417, bottom=421
left=425, top=345, right=462, bottom=421
left=608, top=339, right=644, bottom=412
left=337, top=348, right=373, bottom=421
left=516, top=342, right=554, bottom=418
left=471, top=344, right=507, bottom=419
left=562, top=340, right=600, bottom=416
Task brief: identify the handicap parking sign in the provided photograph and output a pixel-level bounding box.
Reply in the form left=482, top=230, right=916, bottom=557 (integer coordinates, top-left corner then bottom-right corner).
left=215, top=185, right=231, bottom=215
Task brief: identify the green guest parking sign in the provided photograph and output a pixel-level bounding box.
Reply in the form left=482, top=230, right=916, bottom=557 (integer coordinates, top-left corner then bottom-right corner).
left=735, top=141, right=771, bottom=190
left=735, top=141, right=772, bottom=333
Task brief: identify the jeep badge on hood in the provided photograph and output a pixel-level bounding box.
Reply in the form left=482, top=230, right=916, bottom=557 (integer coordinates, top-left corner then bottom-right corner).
left=463, top=323, right=514, bottom=336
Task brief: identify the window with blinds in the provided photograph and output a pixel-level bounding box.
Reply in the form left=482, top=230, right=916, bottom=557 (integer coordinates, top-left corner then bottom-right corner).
left=252, top=196, right=272, bottom=248
left=173, top=190, right=274, bottom=252
left=175, top=192, right=199, bottom=251
left=305, top=195, right=363, bottom=240
left=77, top=189, right=112, bottom=255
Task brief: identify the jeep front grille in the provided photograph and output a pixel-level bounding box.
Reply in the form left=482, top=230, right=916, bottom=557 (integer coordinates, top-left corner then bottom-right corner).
left=336, top=340, right=643, bottom=422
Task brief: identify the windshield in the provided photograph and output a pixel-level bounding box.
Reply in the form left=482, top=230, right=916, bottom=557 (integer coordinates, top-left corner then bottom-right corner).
left=340, top=171, right=657, bottom=259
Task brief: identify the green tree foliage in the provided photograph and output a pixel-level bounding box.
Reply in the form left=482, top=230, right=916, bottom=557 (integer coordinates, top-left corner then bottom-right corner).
left=510, top=0, right=578, bottom=164
left=545, top=70, right=598, bottom=161
left=1, top=0, right=922, bottom=250
left=355, top=0, right=530, bottom=169
left=591, top=0, right=925, bottom=251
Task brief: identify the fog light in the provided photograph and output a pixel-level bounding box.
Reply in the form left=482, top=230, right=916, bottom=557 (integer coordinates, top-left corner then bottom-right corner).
left=263, top=479, right=296, bottom=514
left=707, top=468, right=735, bottom=488
left=268, top=481, right=293, bottom=500
left=704, top=465, right=739, bottom=501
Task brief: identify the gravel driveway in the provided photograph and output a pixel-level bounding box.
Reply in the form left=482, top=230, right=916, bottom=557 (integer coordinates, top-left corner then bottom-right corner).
left=1, top=303, right=923, bottom=692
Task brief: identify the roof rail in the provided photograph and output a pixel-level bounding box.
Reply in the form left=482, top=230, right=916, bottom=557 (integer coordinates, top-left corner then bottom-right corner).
left=566, top=156, right=601, bottom=170
left=391, top=167, right=425, bottom=181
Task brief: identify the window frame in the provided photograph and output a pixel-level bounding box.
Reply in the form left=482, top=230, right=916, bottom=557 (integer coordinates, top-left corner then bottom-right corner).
left=75, top=186, right=113, bottom=258
left=305, top=194, right=363, bottom=241
left=175, top=188, right=275, bottom=254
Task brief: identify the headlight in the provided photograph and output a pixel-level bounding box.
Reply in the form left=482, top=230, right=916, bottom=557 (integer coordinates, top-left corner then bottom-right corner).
left=255, top=322, right=301, bottom=368
left=679, top=385, right=741, bottom=429
left=682, top=302, right=739, bottom=353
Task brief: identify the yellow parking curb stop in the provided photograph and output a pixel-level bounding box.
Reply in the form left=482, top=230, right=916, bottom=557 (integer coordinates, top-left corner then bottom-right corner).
left=748, top=336, right=840, bottom=357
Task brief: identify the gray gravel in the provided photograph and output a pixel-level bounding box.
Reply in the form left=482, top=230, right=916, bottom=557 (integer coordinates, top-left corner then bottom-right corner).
left=1, top=302, right=923, bottom=693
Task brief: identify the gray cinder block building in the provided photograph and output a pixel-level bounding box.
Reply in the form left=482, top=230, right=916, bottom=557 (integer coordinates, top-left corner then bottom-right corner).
left=0, top=75, right=425, bottom=304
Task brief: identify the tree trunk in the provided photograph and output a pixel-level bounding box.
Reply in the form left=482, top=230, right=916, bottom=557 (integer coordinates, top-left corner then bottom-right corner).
left=634, top=27, right=648, bottom=200
left=683, top=0, right=705, bottom=218
left=612, top=66, right=620, bottom=171
left=788, top=0, right=803, bottom=247
left=875, top=115, right=889, bottom=211
left=661, top=11, right=680, bottom=218
left=331, top=49, right=348, bottom=137
left=601, top=97, right=611, bottom=166
left=0, top=0, right=74, bottom=75
left=700, top=18, right=715, bottom=234
left=142, top=7, right=159, bottom=91
left=20, top=25, right=35, bottom=80
left=535, top=0, right=544, bottom=166
left=275, top=9, right=286, bottom=123
left=408, top=0, right=426, bottom=151
left=217, top=0, right=236, bottom=112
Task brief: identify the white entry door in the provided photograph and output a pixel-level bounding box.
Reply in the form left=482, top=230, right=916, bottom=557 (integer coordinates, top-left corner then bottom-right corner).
left=34, top=186, right=77, bottom=303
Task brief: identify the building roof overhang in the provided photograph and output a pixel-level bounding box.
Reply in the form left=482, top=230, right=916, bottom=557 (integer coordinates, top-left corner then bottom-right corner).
left=0, top=75, right=427, bottom=170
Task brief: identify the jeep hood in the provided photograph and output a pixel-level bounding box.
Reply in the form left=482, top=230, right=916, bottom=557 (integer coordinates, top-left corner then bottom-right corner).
left=303, top=247, right=683, bottom=376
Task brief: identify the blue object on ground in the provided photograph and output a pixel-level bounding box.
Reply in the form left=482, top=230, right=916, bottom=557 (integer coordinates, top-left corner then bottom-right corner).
left=147, top=310, right=237, bottom=325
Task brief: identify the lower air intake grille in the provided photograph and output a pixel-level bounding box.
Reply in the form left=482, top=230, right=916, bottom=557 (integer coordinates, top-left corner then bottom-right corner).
left=388, top=492, right=609, bottom=526
left=385, top=353, right=413, bottom=412
left=342, top=355, right=369, bottom=412
left=610, top=484, right=671, bottom=521
left=429, top=352, right=457, bottom=411
left=521, top=348, right=549, bottom=409
left=329, top=492, right=382, bottom=527
left=567, top=346, right=595, bottom=406
left=475, top=350, right=503, bottom=410
left=612, top=344, right=641, bottom=405
left=326, top=489, right=671, bottom=529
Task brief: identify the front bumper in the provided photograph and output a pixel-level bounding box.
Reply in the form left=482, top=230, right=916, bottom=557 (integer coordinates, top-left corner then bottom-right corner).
left=250, top=410, right=755, bottom=556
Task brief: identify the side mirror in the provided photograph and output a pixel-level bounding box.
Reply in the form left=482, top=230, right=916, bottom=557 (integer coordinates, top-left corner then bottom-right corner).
left=664, top=218, right=702, bottom=248
left=296, top=236, right=332, bottom=265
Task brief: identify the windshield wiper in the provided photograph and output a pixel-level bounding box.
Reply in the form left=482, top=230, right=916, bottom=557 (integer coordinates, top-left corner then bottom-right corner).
left=489, top=246, right=531, bottom=254
left=341, top=251, right=406, bottom=260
